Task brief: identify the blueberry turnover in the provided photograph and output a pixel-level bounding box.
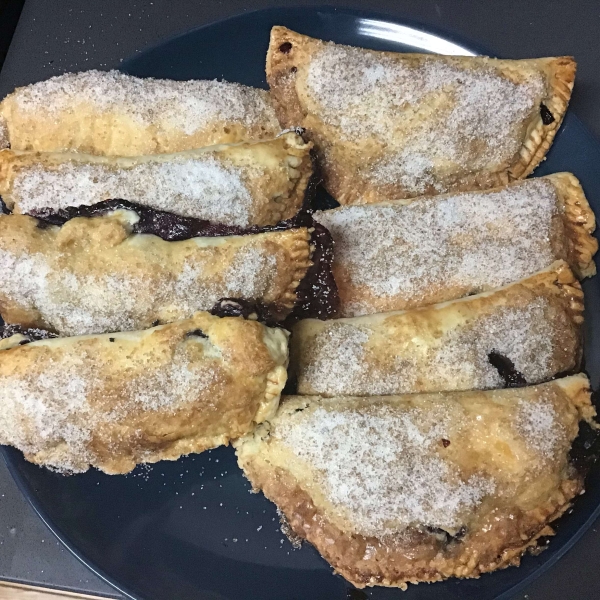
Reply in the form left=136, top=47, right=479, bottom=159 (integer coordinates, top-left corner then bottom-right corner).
left=267, top=27, right=575, bottom=204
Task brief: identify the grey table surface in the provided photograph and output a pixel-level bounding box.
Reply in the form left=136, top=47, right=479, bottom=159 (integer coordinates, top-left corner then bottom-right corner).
left=0, top=1, right=600, bottom=599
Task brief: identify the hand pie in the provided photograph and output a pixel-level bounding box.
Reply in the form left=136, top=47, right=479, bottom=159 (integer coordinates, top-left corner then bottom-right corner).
left=267, top=27, right=576, bottom=204
left=235, top=375, right=595, bottom=588
left=0, top=207, right=312, bottom=335
left=0, top=132, right=313, bottom=227
left=0, top=313, right=289, bottom=474
left=291, top=261, right=583, bottom=396
left=315, top=173, right=597, bottom=317
left=0, top=70, right=281, bottom=155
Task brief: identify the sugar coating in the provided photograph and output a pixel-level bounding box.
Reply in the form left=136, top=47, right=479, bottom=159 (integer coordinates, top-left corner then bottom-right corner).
left=12, top=157, right=266, bottom=226
left=9, top=70, right=279, bottom=136
left=299, top=323, right=409, bottom=396
left=0, top=235, right=281, bottom=336
left=298, top=298, right=561, bottom=396
left=306, top=46, right=546, bottom=193
left=515, top=392, right=564, bottom=458
left=273, top=403, right=495, bottom=536
left=315, top=178, right=560, bottom=316
left=0, top=344, right=217, bottom=473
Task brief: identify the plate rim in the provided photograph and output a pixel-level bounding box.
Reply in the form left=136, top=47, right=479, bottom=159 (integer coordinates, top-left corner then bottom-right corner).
left=119, top=3, right=493, bottom=79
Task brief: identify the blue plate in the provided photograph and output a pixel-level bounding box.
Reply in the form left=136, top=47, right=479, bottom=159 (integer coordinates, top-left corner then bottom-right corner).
left=3, top=6, right=600, bottom=600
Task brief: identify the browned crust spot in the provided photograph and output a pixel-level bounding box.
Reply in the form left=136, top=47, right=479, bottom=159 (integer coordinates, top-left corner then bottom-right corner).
left=239, top=459, right=583, bottom=589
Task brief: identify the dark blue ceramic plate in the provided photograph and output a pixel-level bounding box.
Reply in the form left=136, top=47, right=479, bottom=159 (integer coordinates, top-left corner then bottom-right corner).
left=2, top=6, right=600, bottom=600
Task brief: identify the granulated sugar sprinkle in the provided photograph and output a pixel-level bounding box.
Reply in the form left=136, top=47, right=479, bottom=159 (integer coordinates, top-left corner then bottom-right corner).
left=0, top=340, right=221, bottom=473
left=0, top=228, right=289, bottom=336
left=299, top=323, right=415, bottom=396
left=13, top=156, right=266, bottom=227
left=122, top=346, right=218, bottom=412
left=274, top=403, right=495, bottom=536
left=11, top=70, right=279, bottom=136
left=306, top=46, right=546, bottom=192
left=298, top=297, right=562, bottom=396
left=315, top=178, right=559, bottom=315
left=0, top=365, right=94, bottom=472
left=515, top=391, right=564, bottom=458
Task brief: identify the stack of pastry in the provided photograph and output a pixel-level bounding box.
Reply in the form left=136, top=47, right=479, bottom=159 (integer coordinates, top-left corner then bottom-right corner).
left=0, top=70, right=321, bottom=473
left=0, top=27, right=597, bottom=592
left=235, top=27, right=599, bottom=590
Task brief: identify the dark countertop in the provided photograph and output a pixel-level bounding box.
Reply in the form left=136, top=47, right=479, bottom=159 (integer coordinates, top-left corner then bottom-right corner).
left=0, top=1, right=600, bottom=599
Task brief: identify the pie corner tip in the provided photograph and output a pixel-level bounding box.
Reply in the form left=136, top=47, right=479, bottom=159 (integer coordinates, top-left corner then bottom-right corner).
left=553, top=55, right=577, bottom=84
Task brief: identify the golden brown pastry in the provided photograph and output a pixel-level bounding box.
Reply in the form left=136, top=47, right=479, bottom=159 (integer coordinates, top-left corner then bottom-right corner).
left=0, top=313, right=289, bottom=474
left=267, top=27, right=575, bottom=204
left=291, top=261, right=583, bottom=396
left=0, top=132, right=313, bottom=227
left=0, top=70, right=281, bottom=155
left=315, top=173, right=597, bottom=317
left=235, top=375, right=595, bottom=588
left=0, top=209, right=312, bottom=335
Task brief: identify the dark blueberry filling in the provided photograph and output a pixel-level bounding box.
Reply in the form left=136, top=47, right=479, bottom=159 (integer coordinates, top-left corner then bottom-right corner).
left=185, top=329, right=209, bottom=339
left=209, top=299, right=285, bottom=328
left=279, top=41, right=292, bottom=53
left=569, top=387, right=600, bottom=476
left=0, top=324, right=58, bottom=344
left=31, top=199, right=257, bottom=241
left=28, top=175, right=340, bottom=325
left=487, top=350, right=527, bottom=387
left=540, top=103, right=555, bottom=125
left=286, top=221, right=339, bottom=324
left=423, top=525, right=467, bottom=545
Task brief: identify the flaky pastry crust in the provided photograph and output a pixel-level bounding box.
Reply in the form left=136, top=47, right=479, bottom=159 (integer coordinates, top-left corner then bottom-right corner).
left=291, top=261, right=583, bottom=396
left=0, top=312, right=289, bottom=474
left=267, top=27, right=576, bottom=204
left=0, top=132, right=313, bottom=227
left=315, top=173, right=597, bottom=317
left=0, top=70, right=281, bottom=155
left=0, top=211, right=312, bottom=335
left=235, top=375, right=594, bottom=588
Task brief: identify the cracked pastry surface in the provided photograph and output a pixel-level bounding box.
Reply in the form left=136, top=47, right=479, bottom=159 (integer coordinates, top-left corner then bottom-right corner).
left=315, top=173, right=597, bottom=317
left=0, top=70, right=281, bottom=155
left=0, top=132, right=313, bottom=227
left=235, top=375, right=594, bottom=588
left=0, top=312, right=289, bottom=474
left=291, top=261, right=583, bottom=396
left=267, top=27, right=575, bottom=204
left=0, top=209, right=312, bottom=335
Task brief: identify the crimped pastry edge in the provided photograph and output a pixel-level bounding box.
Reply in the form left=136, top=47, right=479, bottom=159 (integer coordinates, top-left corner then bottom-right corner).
left=509, top=57, right=576, bottom=180
left=547, top=172, right=598, bottom=278
left=275, top=227, right=314, bottom=312
left=236, top=379, right=591, bottom=588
